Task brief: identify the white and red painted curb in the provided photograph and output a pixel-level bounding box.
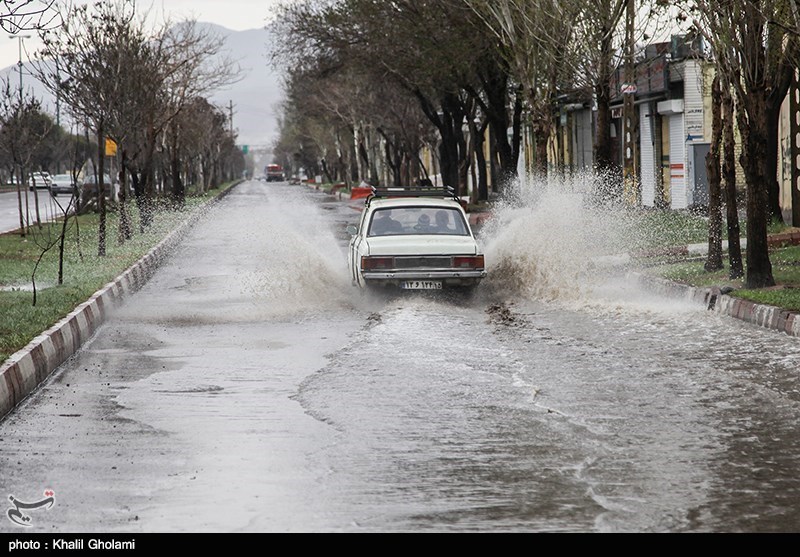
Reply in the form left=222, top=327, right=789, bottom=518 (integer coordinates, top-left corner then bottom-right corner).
left=0, top=184, right=240, bottom=420
left=627, top=272, right=800, bottom=338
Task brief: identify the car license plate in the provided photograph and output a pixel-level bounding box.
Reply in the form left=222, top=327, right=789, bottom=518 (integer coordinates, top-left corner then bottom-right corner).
left=400, top=281, right=442, bottom=290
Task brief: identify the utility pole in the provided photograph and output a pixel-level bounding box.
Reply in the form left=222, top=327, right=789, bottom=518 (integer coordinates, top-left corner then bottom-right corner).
left=55, top=57, right=60, bottom=127
left=8, top=34, right=31, bottom=104
left=622, top=0, right=638, bottom=206
left=228, top=100, right=235, bottom=136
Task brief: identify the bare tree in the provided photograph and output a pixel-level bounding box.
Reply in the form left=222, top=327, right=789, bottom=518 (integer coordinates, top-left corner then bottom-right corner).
left=0, top=82, right=54, bottom=235
left=466, top=0, right=580, bottom=176
left=721, top=74, right=744, bottom=279
left=35, top=1, right=241, bottom=244
left=34, top=0, right=139, bottom=256
left=149, top=19, right=242, bottom=207
left=272, top=0, right=519, bottom=195
left=705, top=75, right=723, bottom=271
left=0, top=0, right=59, bottom=33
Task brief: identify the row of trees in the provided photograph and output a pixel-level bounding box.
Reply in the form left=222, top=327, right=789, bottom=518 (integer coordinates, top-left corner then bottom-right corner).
left=271, top=0, right=800, bottom=289
left=270, top=1, right=668, bottom=195
left=0, top=0, right=244, bottom=261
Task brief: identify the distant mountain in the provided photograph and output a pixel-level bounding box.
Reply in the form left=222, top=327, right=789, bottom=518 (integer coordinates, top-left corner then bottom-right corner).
left=204, top=23, right=285, bottom=152
left=0, top=23, right=284, bottom=155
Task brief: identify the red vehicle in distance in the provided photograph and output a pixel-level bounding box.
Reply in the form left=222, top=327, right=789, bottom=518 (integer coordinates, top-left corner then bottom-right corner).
left=265, top=164, right=285, bottom=182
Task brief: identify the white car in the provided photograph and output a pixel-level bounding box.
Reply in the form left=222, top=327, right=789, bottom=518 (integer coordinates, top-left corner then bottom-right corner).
left=49, top=174, right=78, bottom=196
left=28, top=172, right=51, bottom=191
left=347, top=187, right=486, bottom=292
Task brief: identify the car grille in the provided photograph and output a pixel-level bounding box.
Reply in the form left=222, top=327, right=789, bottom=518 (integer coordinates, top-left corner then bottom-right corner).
left=393, top=256, right=452, bottom=269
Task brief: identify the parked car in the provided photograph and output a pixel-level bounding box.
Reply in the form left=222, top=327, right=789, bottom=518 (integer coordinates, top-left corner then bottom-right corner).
left=346, top=186, right=486, bottom=292
left=28, top=172, right=51, bottom=191
left=80, top=173, right=118, bottom=203
left=49, top=174, right=78, bottom=196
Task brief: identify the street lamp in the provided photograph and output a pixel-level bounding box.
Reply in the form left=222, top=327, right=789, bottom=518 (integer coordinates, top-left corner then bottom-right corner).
left=8, top=34, right=31, bottom=104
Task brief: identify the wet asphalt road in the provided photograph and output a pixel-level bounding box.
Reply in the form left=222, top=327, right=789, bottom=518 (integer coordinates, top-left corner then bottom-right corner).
left=0, top=189, right=69, bottom=234
left=1, top=181, right=800, bottom=532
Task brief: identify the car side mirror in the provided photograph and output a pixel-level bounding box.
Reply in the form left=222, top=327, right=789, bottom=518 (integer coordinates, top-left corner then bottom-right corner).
left=346, top=224, right=358, bottom=236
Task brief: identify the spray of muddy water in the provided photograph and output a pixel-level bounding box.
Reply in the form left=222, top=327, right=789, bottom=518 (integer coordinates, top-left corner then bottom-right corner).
left=241, top=190, right=353, bottom=315
left=480, top=172, right=691, bottom=314
left=119, top=185, right=357, bottom=326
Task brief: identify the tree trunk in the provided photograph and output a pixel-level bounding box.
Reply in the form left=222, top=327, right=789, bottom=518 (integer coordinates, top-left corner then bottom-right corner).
left=722, top=82, right=743, bottom=279
left=29, top=170, right=42, bottom=229
left=96, top=126, right=107, bottom=257
left=140, top=132, right=157, bottom=229
left=456, top=117, right=469, bottom=197
left=533, top=119, right=549, bottom=177
left=118, top=149, right=132, bottom=243
left=436, top=97, right=461, bottom=191
left=705, top=76, right=723, bottom=272
left=737, top=89, right=775, bottom=288
left=170, top=125, right=185, bottom=209
left=764, top=99, right=783, bottom=223
left=14, top=172, right=25, bottom=237
left=765, top=65, right=793, bottom=224
left=487, top=89, right=519, bottom=191
left=594, top=30, right=615, bottom=173
left=471, top=120, right=489, bottom=202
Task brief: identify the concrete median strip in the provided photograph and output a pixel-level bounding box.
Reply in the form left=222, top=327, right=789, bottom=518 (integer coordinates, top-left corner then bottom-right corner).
left=0, top=184, right=238, bottom=421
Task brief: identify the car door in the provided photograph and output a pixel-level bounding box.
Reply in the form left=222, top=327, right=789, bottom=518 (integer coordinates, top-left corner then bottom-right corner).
left=348, top=209, right=369, bottom=286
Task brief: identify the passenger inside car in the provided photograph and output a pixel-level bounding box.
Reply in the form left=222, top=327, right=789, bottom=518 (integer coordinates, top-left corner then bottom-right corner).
left=370, top=209, right=403, bottom=235
left=415, top=213, right=433, bottom=232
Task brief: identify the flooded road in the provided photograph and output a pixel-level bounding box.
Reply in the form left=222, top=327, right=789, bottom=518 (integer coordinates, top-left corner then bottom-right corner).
left=1, top=181, right=799, bottom=532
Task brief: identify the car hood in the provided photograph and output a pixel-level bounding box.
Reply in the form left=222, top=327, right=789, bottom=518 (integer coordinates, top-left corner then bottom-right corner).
left=365, top=235, right=479, bottom=256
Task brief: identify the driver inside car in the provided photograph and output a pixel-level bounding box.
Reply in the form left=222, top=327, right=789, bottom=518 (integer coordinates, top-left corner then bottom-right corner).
left=434, top=210, right=452, bottom=233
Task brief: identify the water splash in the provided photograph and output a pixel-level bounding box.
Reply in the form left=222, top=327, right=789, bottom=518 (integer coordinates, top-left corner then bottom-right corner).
left=479, top=171, right=697, bottom=315
left=240, top=190, right=353, bottom=314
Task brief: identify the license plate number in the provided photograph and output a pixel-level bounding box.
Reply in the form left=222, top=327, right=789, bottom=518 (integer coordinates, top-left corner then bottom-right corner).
left=400, top=281, right=442, bottom=290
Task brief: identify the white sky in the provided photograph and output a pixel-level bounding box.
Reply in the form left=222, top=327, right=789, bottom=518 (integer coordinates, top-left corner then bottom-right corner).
left=0, top=0, right=283, bottom=68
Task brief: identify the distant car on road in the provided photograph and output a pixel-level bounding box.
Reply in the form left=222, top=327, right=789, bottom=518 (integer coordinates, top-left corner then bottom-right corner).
left=28, top=172, right=51, bottom=191
left=265, top=164, right=285, bottom=182
left=49, top=174, right=78, bottom=197
left=346, top=186, right=486, bottom=293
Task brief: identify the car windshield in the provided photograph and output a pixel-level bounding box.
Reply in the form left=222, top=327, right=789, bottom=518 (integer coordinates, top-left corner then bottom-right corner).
left=367, top=206, right=469, bottom=237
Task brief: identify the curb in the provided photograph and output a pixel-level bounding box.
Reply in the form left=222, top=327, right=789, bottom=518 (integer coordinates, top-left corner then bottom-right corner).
left=0, top=183, right=241, bottom=421
left=627, top=271, right=800, bottom=338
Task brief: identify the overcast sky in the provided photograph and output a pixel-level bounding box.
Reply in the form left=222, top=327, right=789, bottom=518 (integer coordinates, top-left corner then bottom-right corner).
left=0, top=0, right=283, bottom=69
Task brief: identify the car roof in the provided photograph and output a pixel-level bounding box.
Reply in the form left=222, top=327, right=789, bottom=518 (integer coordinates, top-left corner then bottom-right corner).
left=367, top=197, right=464, bottom=210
